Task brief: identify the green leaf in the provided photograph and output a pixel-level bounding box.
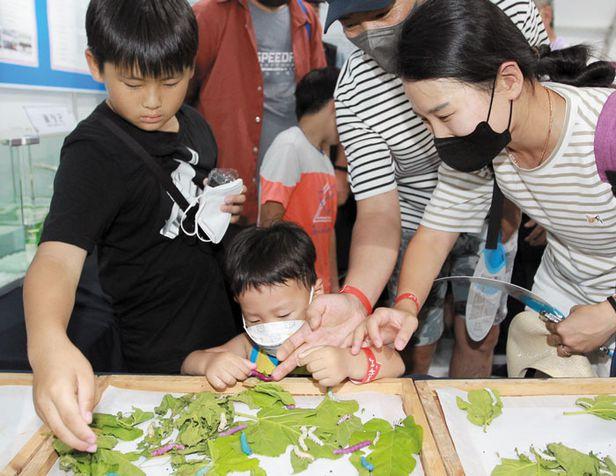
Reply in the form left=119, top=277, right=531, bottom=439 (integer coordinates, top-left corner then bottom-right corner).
left=207, top=433, right=265, bottom=476
left=155, top=394, right=193, bottom=416
left=232, top=382, right=295, bottom=409
left=565, top=395, right=616, bottom=421
left=95, top=435, right=118, bottom=450
left=603, top=456, right=616, bottom=476
left=56, top=448, right=144, bottom=476
left=91, top=413, right=144, bottom=441
left=118, top=407, right=154, bottom=427
left=491, top=454, right=559, bottom=476
left=547, top=443, right=602, bottom=476
left=364, top=424, right=419, bottom=476
left=457, top=388, right=503, bottom=432
left=244, top=406, right=316, bottom=457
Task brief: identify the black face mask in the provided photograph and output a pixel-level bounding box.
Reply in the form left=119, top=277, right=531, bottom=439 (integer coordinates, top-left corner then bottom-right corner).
left=258, top=0, right=289, bottom=7
left=433, top=83, right=513, bottom=173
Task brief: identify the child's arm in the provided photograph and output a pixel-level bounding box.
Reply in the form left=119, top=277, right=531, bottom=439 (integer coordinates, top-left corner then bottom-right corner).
left=259, top=201, right=286, bottom=227
left=181, top=334, right=256, bottom=390
left=301, top=345, right=405, bottom=388
left=24, top=242, right=98, bottom=453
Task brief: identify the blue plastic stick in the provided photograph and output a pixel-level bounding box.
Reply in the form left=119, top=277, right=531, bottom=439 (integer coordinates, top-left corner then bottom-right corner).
left=240, top=431, right=253, bottom=456
left=361, top=456, right=374, bottom=472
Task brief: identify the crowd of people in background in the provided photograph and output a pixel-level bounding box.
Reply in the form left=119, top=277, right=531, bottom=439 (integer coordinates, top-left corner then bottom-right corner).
left=22, top=0, right=616, bottom=454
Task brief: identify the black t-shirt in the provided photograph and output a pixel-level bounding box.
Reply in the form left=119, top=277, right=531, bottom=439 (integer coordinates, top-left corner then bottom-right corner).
left=41, top=102, right=238, bottom=373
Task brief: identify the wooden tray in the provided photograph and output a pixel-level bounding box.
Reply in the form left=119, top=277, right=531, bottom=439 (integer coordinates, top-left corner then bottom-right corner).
left=22, top=376, right=446, bottom=475
left=0, top=373, right=48, bottom=476
left=416, top=377, right=616, bottom=476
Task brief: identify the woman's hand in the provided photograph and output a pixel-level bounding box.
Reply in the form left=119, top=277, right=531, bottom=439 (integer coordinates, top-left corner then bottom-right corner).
left=366, top=307, right=419, bottom=351
left=271, top=293, right=369, bottom=381
left=524, top=219, right=547, bottom=247
left=546, top=301, right=616, bottom=356
left=222, top=185, right=247, bottom=224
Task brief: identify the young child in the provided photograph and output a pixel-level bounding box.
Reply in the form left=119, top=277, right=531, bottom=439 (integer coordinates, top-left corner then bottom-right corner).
left=259, top=67, right=340, bottom=293
left=24, top=0, right=244, bottom=453
left=182, top=222, right=404, bottom=389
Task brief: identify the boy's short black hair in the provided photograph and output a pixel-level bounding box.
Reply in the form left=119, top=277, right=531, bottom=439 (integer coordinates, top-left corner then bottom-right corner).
left=225, top=222, right=317, bottom=297
left=295, top=67, right=340, bottom=120
left=86, top=0, right=198, bottom=77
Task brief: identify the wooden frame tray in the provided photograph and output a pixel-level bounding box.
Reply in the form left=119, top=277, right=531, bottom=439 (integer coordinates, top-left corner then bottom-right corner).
left=416, top=377, right=616, bottom=476
left=19, top=376, right=446, bottom=475
left=0, top=373, right=47, bottom=476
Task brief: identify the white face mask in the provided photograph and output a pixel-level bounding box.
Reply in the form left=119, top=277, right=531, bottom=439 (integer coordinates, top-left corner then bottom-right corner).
left=244, top=287, right=314, bottom=356
left=180, top=178, right=244, bottom=244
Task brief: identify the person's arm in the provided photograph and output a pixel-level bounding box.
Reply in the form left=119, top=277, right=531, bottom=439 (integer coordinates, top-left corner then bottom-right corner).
left=300, top=345, right=404, bottom=387
left=329, top=232, right=339, bottom=293
left=367, top=164, right=495, bottom=350
left=26, top=139, right=126, bottom=453
left=24, top=242, right=97, bottom=453
left=367, top=226, right=460, bottom=350
left=259, top=201, right=286, bottom=228
left=501, top=198, right=522, bottom=243
left=334, top=147, right=350, bottom=206
left=345, top=191, right=401, bottom=304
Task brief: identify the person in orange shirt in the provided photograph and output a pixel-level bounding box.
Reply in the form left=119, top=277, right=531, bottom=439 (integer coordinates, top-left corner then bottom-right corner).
left=259, top=67, right=340, bottom=293
left=188, top=0, right=327, bottom=224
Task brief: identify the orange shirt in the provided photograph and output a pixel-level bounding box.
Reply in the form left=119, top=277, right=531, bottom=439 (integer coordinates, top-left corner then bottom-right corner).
left=260, top=127, right=337, bottom=291
left=191, top=0, right=326, bottom=224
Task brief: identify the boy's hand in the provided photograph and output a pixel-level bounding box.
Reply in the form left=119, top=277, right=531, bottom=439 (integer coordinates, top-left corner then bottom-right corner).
left=221, top=185, right=247, bottom=224
left=300, top=346, right=359, bottom=388
left=203, top=351, right=256, bottom=391
left=31, top=338, right=97, bottom=453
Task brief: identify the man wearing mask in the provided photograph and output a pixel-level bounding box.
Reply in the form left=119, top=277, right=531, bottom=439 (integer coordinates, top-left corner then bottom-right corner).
left=189, top=0, right=326, bottom=224
left=272, top=0, right=548, bottom=380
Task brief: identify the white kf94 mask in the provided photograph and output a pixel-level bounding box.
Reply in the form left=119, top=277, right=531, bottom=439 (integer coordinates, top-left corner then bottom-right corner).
left=244, top=287, right=314, bottom=356
left=180, top=178, right=244, bottom=244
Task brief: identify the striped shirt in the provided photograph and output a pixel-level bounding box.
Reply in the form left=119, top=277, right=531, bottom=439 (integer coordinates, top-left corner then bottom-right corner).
left=335, top=0, right=548, bottom=231
left=423, top=83, right=616, bottom=309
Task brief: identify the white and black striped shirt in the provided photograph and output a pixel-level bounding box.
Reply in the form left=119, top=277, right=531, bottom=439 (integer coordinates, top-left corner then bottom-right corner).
left=335, top=0, right=548, bottom=231
left=423, top=83, right=616, bottom=308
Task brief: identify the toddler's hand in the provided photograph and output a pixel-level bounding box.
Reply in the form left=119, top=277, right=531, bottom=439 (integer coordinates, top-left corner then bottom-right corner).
left=300, top=346, right=355, bottom=388
left=204, top=352, right=256, bottom=391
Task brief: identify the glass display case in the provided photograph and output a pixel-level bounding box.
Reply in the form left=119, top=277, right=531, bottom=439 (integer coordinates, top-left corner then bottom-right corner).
left=0, top=135, right=63, bottom=291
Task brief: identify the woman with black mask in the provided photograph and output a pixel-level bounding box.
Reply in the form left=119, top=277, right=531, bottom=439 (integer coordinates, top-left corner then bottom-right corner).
left=364, top=0, right=616, bottom=377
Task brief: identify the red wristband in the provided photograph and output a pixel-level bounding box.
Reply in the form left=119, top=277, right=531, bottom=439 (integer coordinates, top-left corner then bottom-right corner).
left=339, top=285, right=373, bottom=315
left=395, top=292, right=421, bottom=312
left=350, top=348, right=382, bottom=384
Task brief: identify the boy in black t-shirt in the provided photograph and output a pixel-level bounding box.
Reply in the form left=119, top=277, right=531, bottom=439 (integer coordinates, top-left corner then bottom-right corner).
left=24, top=0, right=245, bottom=453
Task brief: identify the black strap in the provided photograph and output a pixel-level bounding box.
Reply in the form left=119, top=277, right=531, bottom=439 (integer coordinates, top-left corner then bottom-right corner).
left=486, top=169, right=504, bottom=250
left=99, top=116, right=190, bottom=211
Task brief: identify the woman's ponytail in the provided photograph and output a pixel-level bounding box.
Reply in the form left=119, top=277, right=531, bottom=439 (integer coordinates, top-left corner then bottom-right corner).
left=536, top=44, right=615, bottom=88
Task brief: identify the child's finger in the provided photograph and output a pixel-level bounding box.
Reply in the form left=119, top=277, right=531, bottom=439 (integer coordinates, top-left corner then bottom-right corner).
left=229, top=363, right=251, bottom=380
left=220, top=371, right=237, bottom=387
left=238, top=358, right=257, bottom=374
left=297, top=346, right=324, bottom=367
left=311, top=369, right=329, bottom=381
left=351, top=326, right=366, bottom=355
left=209, top=376, right=227, bottom=391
